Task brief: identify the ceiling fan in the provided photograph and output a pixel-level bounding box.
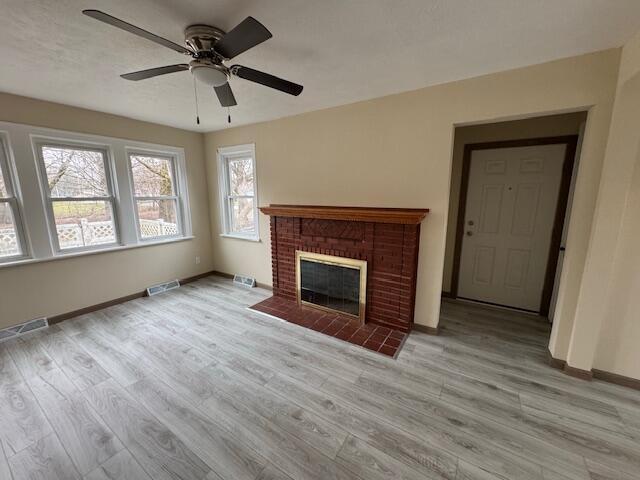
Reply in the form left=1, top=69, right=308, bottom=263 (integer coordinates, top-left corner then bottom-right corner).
left=82, top=10, right=303, bottom=112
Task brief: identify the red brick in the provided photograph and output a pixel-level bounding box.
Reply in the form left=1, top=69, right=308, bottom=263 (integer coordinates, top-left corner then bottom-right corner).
left=363, top=339, right=382, bottom=351
left=384, top=337, right=402, bottom=348
left=378, top=345, right=397, bottom=357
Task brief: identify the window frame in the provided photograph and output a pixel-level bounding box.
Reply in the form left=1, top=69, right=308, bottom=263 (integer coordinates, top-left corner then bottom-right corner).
left=126, top=150, right=184, bottom=242
left=217, top=144, right=259, bottom=241
left=33, top=139, right=121, bottom=254
left=0, top=133, right=29, bottom=262
left=0, top=121, right=193, bottom=268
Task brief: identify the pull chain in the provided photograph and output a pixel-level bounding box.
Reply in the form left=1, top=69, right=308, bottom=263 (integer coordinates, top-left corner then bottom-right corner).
left=227, top=107, right=231, bottom=124
left=193, top=77, right=200, bottom=125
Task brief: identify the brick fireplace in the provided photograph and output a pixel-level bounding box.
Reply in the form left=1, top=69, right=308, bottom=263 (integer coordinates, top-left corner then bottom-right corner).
left=250, top=205, right=428, bottom=357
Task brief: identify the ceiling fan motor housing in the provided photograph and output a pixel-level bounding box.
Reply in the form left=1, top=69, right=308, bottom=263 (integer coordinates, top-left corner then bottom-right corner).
left=185, top=24, right=230, bottom=87
left=184, top=24, right=226, bottom=54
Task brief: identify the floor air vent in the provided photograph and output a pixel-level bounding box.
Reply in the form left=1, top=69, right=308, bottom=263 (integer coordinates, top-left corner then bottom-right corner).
left=234, top=274, right=256, bottom=288
left=0, top=317, right=49, bottom=343
left=147, top=279, right=180, bottom=296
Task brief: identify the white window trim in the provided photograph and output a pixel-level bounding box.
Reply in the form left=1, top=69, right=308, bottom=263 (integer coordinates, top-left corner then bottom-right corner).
left=0, top=120, right=193, bottom=266
left=33, top=139, right=121, bottom=254
left=217, top=143, right=260, bottom=242
left=126, top=149, right=187, bottom=242
left=0, top=132, right=29, bottom=263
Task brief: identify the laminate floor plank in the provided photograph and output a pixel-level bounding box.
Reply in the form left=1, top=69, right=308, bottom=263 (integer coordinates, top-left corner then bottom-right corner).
left=5, top=335, right=56, bottom=380
left=199, top=383, right=360, bottom=480
left=84, top=449, right=151, bottom=480
left=57, top=313, right=98, bottom=337
left=241, top=328, right=364, bottom=383
left=127, top=324, right=216, bottom=373
left=265, top=374, right=462, bottom=480
left=520, top=390, right=630, bottom=437
left=255, top=464, right=295, bottom=480
left=128, top=376, right=267, bottom=480
left=84, top=322, right=219, bottom=405
left=0, top=344, right=23, bottom=384
left=8, top=433, right=80, bottom=480
left=170, top=315, right=330, bottom=388
left=440, top=375, right=640, bottom=477
left=199, top=362, right=349, bottom=459
left=70, top=330, right=147, bottom=387
left=455, top=460, right=505, bottom=480
left=0, top=439, right=12, bottom=480
left=337, top=434, right=440, bottom=480
left=584, top=459, right=639, bottom=480
left=330, top=375, right=588, bottom=480
left=83, top=379, right=211, bottom=480
left=26, top=368, right=123, bottom=475
left=175, top=328, right=277, bottom=386
left=329, top=373, right=579, bottom=480
left=0, top=347, right=53, bottom=456
left=2, top=276, right=639, bottom=480
left=442, top=375, right=521, bottom=409
left=617, top=406, right=640, bottom=441
left=37, top=326, right=110, bottom=391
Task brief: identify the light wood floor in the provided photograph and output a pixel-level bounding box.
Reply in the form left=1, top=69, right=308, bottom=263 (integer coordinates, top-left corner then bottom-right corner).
left=1, top=277, right=639, bottom=480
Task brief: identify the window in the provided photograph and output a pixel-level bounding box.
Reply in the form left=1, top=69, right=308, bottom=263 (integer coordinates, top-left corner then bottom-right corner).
left=128, top=153, right=182, bottom=239
left=217, top=144, right=259, bottom=240
left=0, top=121, right=192, bottom=266
left=0, top=137, right=27, bottom=261
left=36, top=143, right=118, bottom=251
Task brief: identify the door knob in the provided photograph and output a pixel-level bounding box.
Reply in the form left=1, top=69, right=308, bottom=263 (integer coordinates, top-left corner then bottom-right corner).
left=466, top=231, right=473, bottom=236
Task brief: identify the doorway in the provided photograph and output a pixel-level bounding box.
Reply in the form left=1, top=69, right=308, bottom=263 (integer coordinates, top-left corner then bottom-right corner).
left=444, top=112, right=586, bottom=317
left=452, top=137, right=576, bottom=313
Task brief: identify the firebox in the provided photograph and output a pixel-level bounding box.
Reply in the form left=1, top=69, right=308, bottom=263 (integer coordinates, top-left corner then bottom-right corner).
left=295, top=250, right=367, bottom=324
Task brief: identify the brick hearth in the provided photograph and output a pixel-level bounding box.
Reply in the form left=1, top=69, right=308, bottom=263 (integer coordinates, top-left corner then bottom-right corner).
left=250, top=296, right=407, bottom=357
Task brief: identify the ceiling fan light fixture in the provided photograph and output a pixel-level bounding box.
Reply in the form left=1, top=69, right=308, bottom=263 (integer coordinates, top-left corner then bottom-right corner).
left=190, top=61, right=228, bottom=87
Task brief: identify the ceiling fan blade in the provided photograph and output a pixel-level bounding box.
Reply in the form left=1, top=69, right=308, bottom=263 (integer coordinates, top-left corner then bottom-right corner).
left=214, top=83, right=237, bottom=107
left=83, top=10, right=192, bottom=55
left=215, top=17, right=272, bottom=59
left=121, top=64, right=190, bottom=81
left=231, top=65, right=303, bottom=96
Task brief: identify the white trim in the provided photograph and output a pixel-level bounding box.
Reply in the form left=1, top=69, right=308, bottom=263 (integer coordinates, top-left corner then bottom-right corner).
left=0, top=120, right=194, bottom=264
left=0, top=133, right=29, bottom=262
left=219, top=233, right=262, bottom=242
left=32, top=139, right=121, bottom=254
left=216, top=143, right=260, bottom=241
left=126, top=148, right=191, bottom=242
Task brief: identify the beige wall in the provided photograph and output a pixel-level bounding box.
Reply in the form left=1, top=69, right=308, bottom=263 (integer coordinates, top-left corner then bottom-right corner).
left=442, top=113, right=586, bottom=294
left=562, top=31, right=640, bottom=378
left=0, top=93, right=213, bottom=329
left=205, top=49, right=620, bottom=332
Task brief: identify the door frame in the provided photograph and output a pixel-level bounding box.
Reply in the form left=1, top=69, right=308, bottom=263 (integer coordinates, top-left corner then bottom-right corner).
left=450, top=135, right=579, bottom=315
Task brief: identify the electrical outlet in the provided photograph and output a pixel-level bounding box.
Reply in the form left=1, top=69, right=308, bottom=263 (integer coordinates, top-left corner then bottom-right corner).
left=195, top=256, right=201, bottom=265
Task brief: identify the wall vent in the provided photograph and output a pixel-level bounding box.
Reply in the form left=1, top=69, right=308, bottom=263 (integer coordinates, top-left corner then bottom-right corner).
left=234, top=274, right=256, bottom=288
left=0, top=317, right=49, bottom=343
left=147, top=279, right=180, bottom=296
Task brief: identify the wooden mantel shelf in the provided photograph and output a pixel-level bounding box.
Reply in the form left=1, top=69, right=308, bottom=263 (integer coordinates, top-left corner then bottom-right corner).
left=259, top=204, right=429, bottom=225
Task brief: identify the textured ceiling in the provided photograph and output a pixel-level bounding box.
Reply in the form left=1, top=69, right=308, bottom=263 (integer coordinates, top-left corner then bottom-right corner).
left=1, top=0, right=640, bottom=132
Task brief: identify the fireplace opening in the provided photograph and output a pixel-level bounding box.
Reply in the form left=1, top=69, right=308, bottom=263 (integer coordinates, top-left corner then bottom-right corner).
left=296, top=251, right=367, bottom=323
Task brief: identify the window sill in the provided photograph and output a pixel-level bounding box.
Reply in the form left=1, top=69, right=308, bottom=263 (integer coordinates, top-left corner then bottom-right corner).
left=0, top=236, right=194, bottom=270
left=220, top=233, right=261, bottom=243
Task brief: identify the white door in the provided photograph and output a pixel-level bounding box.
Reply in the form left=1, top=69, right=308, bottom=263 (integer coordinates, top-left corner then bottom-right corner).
left=457, top=144, right=566, bottom=312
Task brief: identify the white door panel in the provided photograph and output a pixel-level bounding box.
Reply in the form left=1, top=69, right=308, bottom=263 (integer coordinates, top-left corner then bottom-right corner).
left=458, top=144, right=566, bottom=311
